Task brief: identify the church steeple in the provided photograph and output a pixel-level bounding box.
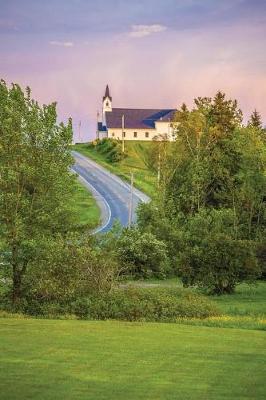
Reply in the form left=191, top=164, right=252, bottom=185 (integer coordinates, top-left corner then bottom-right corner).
left=102, top=84, right=112, bottom=114
left=103, top=84, right=112, bottom=101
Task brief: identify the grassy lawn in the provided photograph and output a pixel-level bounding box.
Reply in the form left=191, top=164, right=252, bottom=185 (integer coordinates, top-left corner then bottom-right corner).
left=71, top=180, right=100, bottom=228
left=0, top=318, right=265, bottom=400
left=72, top=142, right=157, bottom=197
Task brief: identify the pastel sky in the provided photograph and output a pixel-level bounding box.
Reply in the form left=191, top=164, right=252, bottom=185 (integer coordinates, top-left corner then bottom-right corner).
left=1, top=0, right=266, bottom=141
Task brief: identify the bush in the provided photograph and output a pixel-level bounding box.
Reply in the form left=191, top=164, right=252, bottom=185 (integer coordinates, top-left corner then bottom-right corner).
left=179, top=234, right=260, bottom=294
left=116, top=228, right=170, bottom=278
left=94, top=138, right=125, bottom=163
left=0, top=287, right=220, bottom=321
left=257, top=242, right=266, bottom=279
left=71, top=287, right=220, bottom=322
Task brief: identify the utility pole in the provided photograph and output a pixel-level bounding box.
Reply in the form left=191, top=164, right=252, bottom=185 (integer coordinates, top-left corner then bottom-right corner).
left=128, top=172, right=134, bottom=227
left=157, top=149, right=161, bottom=185
left=96, top=111, right=100, bottom=140
left=78, top=120, right=82, bottom=142
left=122, top=114, right=125, bottom=153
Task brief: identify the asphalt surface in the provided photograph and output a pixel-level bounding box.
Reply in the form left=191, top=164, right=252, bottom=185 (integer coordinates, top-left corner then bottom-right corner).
left=71, top=151, right=150, bottom=233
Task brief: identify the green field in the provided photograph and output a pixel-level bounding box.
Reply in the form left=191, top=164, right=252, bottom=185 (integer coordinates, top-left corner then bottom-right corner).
left=72, top=180, right=100, bottom=228
left=0, top=318, right=265, bottom=400
left=73, top=141, right=157, bottom=197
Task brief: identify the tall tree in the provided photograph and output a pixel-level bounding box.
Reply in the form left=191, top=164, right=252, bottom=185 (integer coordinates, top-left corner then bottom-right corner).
left=0, top=80, right=75, bottom=303
left=194, top=91, right=243, bottom=134
left=144, top=92, right=266, bottom=293
left=248, top=109, right=263, bottom=130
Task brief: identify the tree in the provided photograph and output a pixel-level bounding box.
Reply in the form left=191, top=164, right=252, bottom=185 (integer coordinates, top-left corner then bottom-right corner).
left=194, top=91, right=243, bottom=134
left=26, top=233, right=120, bottom=302
left=116, top=227, right=170, bottom=278
left=142, top=92, right=265, bottom=292
left=0, top=80, right=75, bottom=303
left=178, top=209, right=260, bottom=294
left=248, top=109, right=263, bottom=130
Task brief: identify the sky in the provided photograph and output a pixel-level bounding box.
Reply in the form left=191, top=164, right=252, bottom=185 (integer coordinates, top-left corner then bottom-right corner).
left=1, top=0, right=266, bottom=142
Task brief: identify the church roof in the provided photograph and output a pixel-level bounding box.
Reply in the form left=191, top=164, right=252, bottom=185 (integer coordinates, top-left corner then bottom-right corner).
left=106, top=108, right=175, bottom=129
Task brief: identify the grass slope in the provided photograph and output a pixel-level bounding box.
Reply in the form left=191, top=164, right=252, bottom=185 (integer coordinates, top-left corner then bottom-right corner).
left=71, top=180, right=100, bottom=228
left=0, top=318, right=265, bottom=400
left=73, top=141, right=157, bottom=197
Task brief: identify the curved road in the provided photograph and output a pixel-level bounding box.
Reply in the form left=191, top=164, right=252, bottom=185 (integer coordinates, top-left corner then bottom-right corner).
left=72, top=151, right=150, bottom=233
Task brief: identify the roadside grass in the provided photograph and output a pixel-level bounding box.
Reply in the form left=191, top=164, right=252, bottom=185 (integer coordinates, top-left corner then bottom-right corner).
left=72, top=142, right=157, bottom=197
left=0, top=318, right=265, bottom=400
left=71, top=180, right=100, bottom=228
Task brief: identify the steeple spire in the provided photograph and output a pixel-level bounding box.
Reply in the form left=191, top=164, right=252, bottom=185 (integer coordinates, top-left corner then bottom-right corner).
left=103, top=84, right=112, bottom=101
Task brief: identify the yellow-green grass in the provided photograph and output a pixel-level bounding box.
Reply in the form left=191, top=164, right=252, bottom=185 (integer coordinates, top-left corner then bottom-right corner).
left=209, top=282, right=266, bottom=317
left=0, top=318, right=265, bottom=400
left=73, top=142, right=157, bottom=197
left=71, top=180, right=100, bottom=228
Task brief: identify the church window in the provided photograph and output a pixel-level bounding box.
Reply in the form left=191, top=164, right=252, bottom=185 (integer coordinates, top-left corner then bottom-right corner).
left=145, top=132, right=149, bottom=138
left=123, top=132, right=126, bottom=137
left=134, top=132, right=137, bottom=138
left=112, top=132, right=115, bottom=137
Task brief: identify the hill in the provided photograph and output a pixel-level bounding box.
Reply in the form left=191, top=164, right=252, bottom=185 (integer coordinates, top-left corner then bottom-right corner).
left=73, top=141, right=157, bottom=197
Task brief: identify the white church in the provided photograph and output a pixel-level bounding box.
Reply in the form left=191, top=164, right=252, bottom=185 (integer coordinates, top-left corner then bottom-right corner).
left=97, top=85, right=177, bottom=141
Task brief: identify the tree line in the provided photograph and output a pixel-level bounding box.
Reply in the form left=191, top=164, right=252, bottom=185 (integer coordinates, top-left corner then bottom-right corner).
left=0, top=81, right=265, bottom=317
left=136, top=92, right=266, bottom=293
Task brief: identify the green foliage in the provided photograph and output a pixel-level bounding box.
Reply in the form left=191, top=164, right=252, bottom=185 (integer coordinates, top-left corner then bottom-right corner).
left=248, top=109, right=263, bottom=130
left=0, top=287, right=219, bottom=321
left=194, top=91, right=243, bottom=133
left=0, top=80, right=79, bottom=303
left=116, top=227, right=170, bottom=278
left=137, top=202, right=183, bottom=272
left=70, top=287, right=220, bottom=321
left=25, top=234, right=120, bottom=303
left=90, top=138, right=125, bottom=162
left=178, top=209, right=260, bottom=294
left=139, top=92, right=266, bottom=293
left=257, top=242, right=266, bottom=279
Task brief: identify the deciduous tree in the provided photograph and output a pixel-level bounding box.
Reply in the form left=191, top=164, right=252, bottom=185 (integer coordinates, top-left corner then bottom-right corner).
left=0, top=80, right=75, bottom=303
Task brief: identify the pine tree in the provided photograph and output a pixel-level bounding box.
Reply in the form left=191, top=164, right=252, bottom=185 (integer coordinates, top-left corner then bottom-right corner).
left=248, top=109, right=263, bottom=129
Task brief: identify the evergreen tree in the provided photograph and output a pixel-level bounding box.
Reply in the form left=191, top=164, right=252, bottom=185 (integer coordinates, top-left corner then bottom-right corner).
left=248, top=109, right=263, bottom=129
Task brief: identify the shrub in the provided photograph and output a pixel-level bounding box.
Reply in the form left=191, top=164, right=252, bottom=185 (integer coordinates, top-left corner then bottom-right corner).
left=71, top=287, right=220, bottom=322
left=179, top=234, right=260, bottom=294
left=23, top=234, right=120, bottom=302
left=0, top=286, right=220, bottom=321
left=257, top=242, right=266, bottom=279
left=116, top=228, right=170, bottom=278
left=94, top=138, right=125, bottom=163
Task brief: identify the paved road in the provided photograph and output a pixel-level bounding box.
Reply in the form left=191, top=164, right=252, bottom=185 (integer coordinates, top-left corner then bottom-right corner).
left=72, top=151, right=150, bottom=233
